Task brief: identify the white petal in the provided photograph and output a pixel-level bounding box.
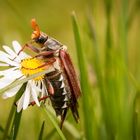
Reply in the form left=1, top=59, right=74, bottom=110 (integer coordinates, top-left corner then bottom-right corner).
left=0, top=77, right=17, bottom=89
left=0, top=67, right=18, bottom=76
left=37, top=81, right=41, bottom=89
left=30, top=81, right=41, bottom=96
left=12, top=41, right=30, bottom=60
left=34, top=84, right=41, bottom=93
left=0, top=51, right=11, bottom=59
left=17, top=83, right=30, bottom=112
left=3, top=45, right=17, bottom=57
left=1, top=46, right=21, bottom=63
left=17, top=97, right=24, bottom=112
left=2, top=42, right=29, bottom=62
left=41, top=85, right=46, bottom=97
left=36, top=81, right=44, bottom=97
left=0, top=69, right=22, bottom=82
left=0, top=63, right=9, bottom=66
left=0, top=55, right=19, bottom=66
left=19, top=52, right=30, bottom=60
left=13, top=56, right=22, bottom=63
left=0, top=52, right=10, bottom=62
left=7, top=60, right=19, bottom=66
left=2, top=84, right=22, bottom=99
left=31, top=88, right=40, bottom=106
left=13, top=40, right=30, bottom=59
left=22, top=83, right=30, bottom=109
left=5, top=70, right=22, bottom=79
left=41, top=81, right=48, bottom=97
left=12, top=41, right=22, bottom=53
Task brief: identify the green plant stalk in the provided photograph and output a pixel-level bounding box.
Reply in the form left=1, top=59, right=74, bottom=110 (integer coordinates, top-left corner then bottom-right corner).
left=104, top=0, right=119, bottom=139
left=128, top=72, right=140, bottom=139
left=42, top=105, right=66, bottom=140
left=43, top=104, right=82, bottom=139
left=10, top=110, right=23, bottom=140
left=63, top=121, right=82, bottom=139
left=132, top=91, right=140, bottom=140
left=72, top=12, right=95, bottom=140
left=2, top=83, right=26, bottom=140
left=127, top=0, right=140, bottom=29
left=0, top=125, right=4, bottom=133
left=44, top=129, right=56, bottom=140
left=2, top=104, right=15, bottom=140
left=38, top=121, right=45, bottom=140
left=128, top=72, right=140, bottom=92
left=86, top=11, right=111, bottom=140
left=117, top=0, right=133, bottom=139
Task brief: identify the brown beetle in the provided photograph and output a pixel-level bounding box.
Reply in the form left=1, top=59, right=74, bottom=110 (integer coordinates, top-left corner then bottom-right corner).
left=19, top=19, right=81, bottom=128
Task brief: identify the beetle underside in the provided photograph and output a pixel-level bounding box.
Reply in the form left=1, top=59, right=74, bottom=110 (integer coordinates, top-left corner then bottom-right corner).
left=44, top=57, right=79, bottom=128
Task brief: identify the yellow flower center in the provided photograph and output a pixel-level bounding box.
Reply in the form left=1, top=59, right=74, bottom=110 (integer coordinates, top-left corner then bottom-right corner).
left=20, top=58, right=45, bottom=81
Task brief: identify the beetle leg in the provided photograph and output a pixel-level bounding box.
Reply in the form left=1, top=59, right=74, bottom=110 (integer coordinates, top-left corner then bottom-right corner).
left=60, top=109, right=68, bottom=129
left=45, top=79, right=54, bottom=95
left=32, top=58, right=56, bottom=70
left=17, top=43, right=40, bottom=55
left=33, top=51, right=55, bottom=58
left=29, top=95, right=50, bottom=106
left=12, top=43, right=40, bottom=61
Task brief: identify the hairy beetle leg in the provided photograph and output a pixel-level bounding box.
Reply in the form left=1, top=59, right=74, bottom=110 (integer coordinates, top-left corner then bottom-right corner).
left=18, top=44, right=40, bottom=55
left=29, top=95, right=49, bottom=106
left=33, top=51, right=55, bottom=58
left=12, top=43, right=40, bottom=61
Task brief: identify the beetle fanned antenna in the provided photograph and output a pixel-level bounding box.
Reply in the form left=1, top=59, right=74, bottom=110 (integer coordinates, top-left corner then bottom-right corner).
left=31, top=18, right=40, bottom=39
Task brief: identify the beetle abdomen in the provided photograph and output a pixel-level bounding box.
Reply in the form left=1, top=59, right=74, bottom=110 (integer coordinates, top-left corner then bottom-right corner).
left=44, top=57, right=79, bottom=128
left=45, top=70, right=70, bottom=117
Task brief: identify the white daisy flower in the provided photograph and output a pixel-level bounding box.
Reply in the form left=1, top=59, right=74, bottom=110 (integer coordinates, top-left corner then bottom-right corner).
left=0, top=41, right=52, bottom=112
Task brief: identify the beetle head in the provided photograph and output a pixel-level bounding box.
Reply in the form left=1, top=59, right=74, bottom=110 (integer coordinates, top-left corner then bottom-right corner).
left=31, top=19, right=48, bottom=45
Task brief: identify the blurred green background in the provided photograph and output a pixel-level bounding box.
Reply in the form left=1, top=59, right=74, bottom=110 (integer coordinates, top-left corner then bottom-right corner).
left=1, top=0, right=140, bottom=140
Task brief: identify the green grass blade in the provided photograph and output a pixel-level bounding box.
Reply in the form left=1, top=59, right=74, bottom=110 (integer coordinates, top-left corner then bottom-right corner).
left=86, top=11, right=109, bottom=139
left=44, top=104, right=81, bottom=139
left=128, top=72, right=140, bottom=140
left=86, top=10, right=106, bottom=115
left=10, top=110, right=23, bottom=140
left=9, top=84, right=26, bottom=140
left=117, top=1, right=131, bottom=139
left=38, top=121, right=45, bottom=140
left=63, top=121, right=82, bottom=139
left=71, top=12, right=95, bottom=140
left=133, top=90, right=140, bottom=140
left=128, top=72, right=140, bottom=91
left=0, top=125, right=4, bottom=133
left=42, top=105, right=66, bottom=140
left=2, top=83, right=26, bottom=140
left=0, top=125, right=11, bottom=140
left=104, top=1, right=119, bottom=139
left=2, top=106, right=15, bottom=140
left=44, top=129, right=56, bottom=140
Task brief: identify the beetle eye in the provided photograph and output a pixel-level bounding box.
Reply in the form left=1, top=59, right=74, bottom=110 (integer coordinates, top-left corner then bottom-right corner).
left=34, top=34, right=48, bottom=44
left=38, top=36, right=47, bottom=43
